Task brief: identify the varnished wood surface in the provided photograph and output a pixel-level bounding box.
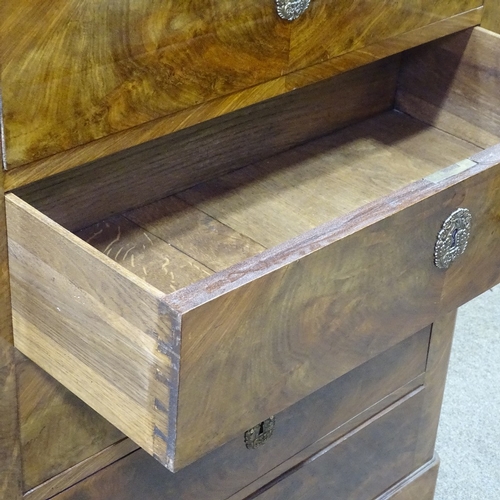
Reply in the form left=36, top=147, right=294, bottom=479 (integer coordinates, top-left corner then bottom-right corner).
left=46, top=329, right=428, bottom=500
left=23, top=439, right=138, bottom=500
left=413, top=311, right=457, bottom=471
left=1, top=0, right=289, bottom=168
left=8, top=28, right=500, bottom=470
left=15, top=58, right=400, bottom=231
left=397, top=27, right=500, bottom=149
left=482, top=0, right=500, bottom=33
left=252, top=389, right=425, bottom=500
left=2, top=9, right=482, bottom=185
left=287, top=1, right=482, bottom=72
left=377, top=456, right=440, bottom=500
left=0, top=345, right=22, bottom=500
left=17, top=352, right=124, bottom=491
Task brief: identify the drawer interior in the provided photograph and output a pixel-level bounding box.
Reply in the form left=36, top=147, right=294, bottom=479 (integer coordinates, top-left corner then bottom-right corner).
left=7, top=27, right=500, bottom=472
left=75, top=109, right=479, bottom=293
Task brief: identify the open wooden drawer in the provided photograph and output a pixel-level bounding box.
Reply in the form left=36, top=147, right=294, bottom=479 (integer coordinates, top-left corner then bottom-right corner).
left=6, top=27, right=500, bottom=472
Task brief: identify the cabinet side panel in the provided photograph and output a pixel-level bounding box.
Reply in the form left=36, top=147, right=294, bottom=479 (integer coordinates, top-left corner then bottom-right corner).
left=0, top=347, right=22, bottom=499
left=0, top=170, right=22, bottom=498
left=17, top=353, right=124, bottom=491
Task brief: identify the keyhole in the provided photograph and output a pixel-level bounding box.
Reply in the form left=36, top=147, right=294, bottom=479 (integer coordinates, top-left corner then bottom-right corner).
left=450, top=228, right=459, bottom=248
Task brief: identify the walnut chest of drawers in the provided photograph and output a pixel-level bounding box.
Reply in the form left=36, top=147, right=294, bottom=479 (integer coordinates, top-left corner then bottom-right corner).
left=1, top=1, right=499, bottom=499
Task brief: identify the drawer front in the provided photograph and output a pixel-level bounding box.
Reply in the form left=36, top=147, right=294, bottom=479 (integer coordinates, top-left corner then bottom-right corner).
left=172, top=152, right=500, bottom=469
left=43, top=329, right=428, bottom=500
left=7, top=149, right=500, bottom=472
left=50, top=388, right=427, bottom=500
left=253, top=389, right=425, bottom=500
left=2, top=0, right=288, bottom=168
left=2, top=0, right=481, bottom=170
left=288, top=0, right=482, bottom=72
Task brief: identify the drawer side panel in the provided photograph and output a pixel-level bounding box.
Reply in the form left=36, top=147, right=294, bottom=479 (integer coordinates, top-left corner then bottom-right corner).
left=5, top=194, right=179, bottom=464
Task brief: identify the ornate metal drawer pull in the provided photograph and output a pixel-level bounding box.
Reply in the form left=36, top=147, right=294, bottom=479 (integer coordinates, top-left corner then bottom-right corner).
left=434, top=208, right=472, bottom=269
left=276, top=0, right=310, bottom=21
left=244, top=416, right=276, bottom=449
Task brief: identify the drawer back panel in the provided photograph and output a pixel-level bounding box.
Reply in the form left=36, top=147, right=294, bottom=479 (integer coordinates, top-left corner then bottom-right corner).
left=15, top=57, right=400, bottom=232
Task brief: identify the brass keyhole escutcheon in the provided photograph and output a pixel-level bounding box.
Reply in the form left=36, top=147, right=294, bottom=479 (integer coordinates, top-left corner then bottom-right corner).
left=434, top=208, right=472, bottom=269
left=244, top=416, right=276, bottom=449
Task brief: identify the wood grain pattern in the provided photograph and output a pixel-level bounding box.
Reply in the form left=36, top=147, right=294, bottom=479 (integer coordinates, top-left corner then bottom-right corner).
left=286, top=7, right=483, bottom=90
left=17, top=352, right=125, bottom=491
left=178, top=112, right=479, bottom=248
left=14, top=57, right=401, bottom=231
left=172, top=153, right=500, bottom=469
left=0, top=346, right=22, bottom=500
left=76, top=215, right=212, bottom=292
left=2, top=9, right=481, bottom=184
left=397, top=27, right=500, bottom=149
left=413, top=310, right=458, bottom=466
left=252, top=389, right=425, bottom=500
left=1, top=0, right=289, bottom=168
left=482, top=0, right=500, bottom=33
left=376, top=456, right=440, bottom=500
left=45, top=328, right=429, bottom=500
left=288, top=1, right=482, bottom=72
left=124, top=197, right=266, bottom=272
left=23, top=439, right=138, bottom=500
left=6, top=194, right=177, bottom=464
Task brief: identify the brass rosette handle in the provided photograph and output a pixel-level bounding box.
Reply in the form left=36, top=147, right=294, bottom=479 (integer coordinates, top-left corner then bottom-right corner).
left=434, top=208, right=472, bottom=269
left=275, top=0, right=311, bottom=21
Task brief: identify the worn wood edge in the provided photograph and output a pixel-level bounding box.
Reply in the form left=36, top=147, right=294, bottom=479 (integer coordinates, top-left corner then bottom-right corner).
left=238, top=386, right=425, bottom=500
left=3, top=8, right=482, bottom=190
left=168, top=149, right=499, bottom=314
left=374, top=454, right=440, bottom=500
left=0, top=93, right=7, bottom=171
left=227, top=377, right=425, bottom=500
left=482, top=0, right=500, bottom=33
left=22, top=439, right=139, bottom=500
left=5, top=193, right=179, bottom=355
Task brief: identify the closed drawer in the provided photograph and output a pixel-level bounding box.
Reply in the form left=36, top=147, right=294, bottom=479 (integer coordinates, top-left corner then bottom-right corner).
left=39, top=329, right=430, bottom=500
left=6, top=28, right=500, bottom=472
left=252, top=388, right=426, bottom=500
left=2, top=0, right=481, bottom=171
